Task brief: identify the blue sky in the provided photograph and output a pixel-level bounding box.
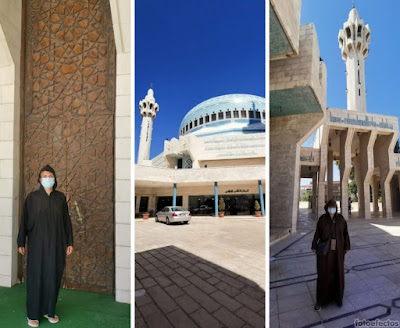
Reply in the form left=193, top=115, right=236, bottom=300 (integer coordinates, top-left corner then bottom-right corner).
left=301, top=0, right=400, bottom=183
left=135, top=0, right=265, bottom=162
left=301, top=0, right=400, bottom=125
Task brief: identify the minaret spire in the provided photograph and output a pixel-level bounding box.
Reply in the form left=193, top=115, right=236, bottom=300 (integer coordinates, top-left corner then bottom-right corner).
left=338, top=7, right=371, bottom=113
left=137, top=88, right=159, bottom=164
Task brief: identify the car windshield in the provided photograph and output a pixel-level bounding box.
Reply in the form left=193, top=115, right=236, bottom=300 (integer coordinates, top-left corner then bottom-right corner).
left=170, top=206, right=185, bottom=211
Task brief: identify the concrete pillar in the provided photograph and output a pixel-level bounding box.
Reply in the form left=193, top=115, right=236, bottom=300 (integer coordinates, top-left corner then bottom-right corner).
left=214, top=182, right=218, bottom=217
left=172, top=183, right=177, bottom=207
left=258, top=180, right=265, bottom=217
left=318, top=126, right=330, bottom=218
left=371, top=176, right=379, bottom=215
left=374, top=133, right=398, bottom=218
left=358, top=132, right=377, bottom=219
left=148, top=195, right=156, bottom=216
left=327, top=150, right=333, bottom=201
left=182, top=194, right=189, bottom=210
left=312, top=172, right=317, bottom=216
left=339, top=129, right=354, bottom=218
left=135, top=196, right=141, bottom=215
left=353, top=155, right=362, bottom=214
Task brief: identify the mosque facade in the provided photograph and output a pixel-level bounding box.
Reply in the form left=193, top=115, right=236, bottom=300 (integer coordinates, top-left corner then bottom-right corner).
left=135, top=90, right=266, bottom=218
left=270, top=0, right=400, bottom=237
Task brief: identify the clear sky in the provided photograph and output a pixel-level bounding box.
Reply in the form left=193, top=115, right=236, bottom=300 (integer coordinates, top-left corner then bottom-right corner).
left=301, top=0, right=400, bottom=183
left=135, top=0, right=265, bottom=162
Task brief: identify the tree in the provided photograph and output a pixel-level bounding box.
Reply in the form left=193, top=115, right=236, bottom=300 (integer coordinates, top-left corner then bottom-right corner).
left=218, top=197, right=225, bottom=212
left=302, top=192, right=311, bottom=201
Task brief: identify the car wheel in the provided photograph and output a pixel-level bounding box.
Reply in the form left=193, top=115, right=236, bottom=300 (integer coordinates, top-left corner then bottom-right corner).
left=166, top=218, right=170, bottom=225
left=155, top=216, right=159, bottom=222
left=184, top=221, right=188, bottom=224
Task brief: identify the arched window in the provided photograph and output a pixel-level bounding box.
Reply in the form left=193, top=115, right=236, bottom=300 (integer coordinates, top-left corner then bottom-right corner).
left=346, top=27, right=351, bottom=39
left=357, top=25, right=362, bottom=38
left=205, top=115, right=210, bottom=123
left=218, top=111, right=223, bottom=120
left=233, top=109, right=239, bottom=118
left=226, top=110, right=231, bottom=119
left=241, top=109, right=246, bottom=118
left=185, top=124, right=188, bottom=132
left=199, top=116, right=204, bottom=125
left=248, top=110, right=254, bottom=118
left=211, top=113, right=216, bottom=121
left=194, top=119, right=198, bottom=127
left=189, top=122, right=192, bottom=129
left=255, top=111, right=261, bottom=119
left=262, top=112, right=265, bottom=119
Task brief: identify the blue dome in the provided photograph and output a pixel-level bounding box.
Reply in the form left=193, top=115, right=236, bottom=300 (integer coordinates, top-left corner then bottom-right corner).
left=179, top=94, right=266, bottom=137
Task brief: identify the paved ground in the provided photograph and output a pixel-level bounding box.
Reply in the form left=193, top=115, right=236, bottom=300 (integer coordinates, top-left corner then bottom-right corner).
left=135, top=216, right=265, bottom=327
left=270, top=209, right=400, bottom=328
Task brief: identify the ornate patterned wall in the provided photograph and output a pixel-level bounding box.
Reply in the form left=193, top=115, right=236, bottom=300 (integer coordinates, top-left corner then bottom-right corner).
left=22, top=0, right=116, bottom=293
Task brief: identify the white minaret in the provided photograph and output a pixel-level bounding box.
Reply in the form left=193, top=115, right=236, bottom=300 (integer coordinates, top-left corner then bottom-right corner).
left=338, top=6, right=371, bottom=113
left=137, top=88, right=159, bottom=164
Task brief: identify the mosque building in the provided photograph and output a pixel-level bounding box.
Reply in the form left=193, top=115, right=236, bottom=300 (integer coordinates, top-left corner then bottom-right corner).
left=270, top=0, right=400, bottom=237
left=0, top=0, right=131, bottom=304
left=135, top=90, right=266, bottom=218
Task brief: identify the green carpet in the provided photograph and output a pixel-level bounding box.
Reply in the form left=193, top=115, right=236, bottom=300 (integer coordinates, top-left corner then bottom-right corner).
left=0, top=283, right=130, bottom=328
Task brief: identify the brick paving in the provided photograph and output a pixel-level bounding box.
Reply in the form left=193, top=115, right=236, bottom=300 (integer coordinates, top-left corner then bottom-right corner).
left=135, top=216, right=265, bottom=327
left=270, top=209, right=400, bottom=327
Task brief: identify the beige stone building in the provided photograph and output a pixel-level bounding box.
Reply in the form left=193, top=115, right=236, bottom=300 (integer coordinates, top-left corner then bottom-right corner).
left=270, top=1, right=400, bottom=235
left=135, top=90, right=266, bottom=217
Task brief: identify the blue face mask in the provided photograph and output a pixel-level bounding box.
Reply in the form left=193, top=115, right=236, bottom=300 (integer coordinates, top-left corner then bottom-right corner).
left=41, top=177, right=55, bottom=189
left=328, top=207, right=336, bottom=215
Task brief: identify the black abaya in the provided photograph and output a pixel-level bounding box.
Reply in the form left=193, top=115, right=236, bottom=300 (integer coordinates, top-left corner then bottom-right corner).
left=311, top=213, right=350, bottom=306
left=17, top=185, right=73, bottom=320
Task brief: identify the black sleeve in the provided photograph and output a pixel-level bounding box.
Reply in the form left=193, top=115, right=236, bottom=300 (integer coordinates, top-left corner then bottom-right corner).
left=311, top=216, right=323, bottom=249
left=63, top=196, right=73, bottom=247
left=17, top=197, right=29, bottom=248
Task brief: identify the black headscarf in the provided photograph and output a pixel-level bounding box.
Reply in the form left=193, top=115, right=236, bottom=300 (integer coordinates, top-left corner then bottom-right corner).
left=37, top=164, right=58, bottom=190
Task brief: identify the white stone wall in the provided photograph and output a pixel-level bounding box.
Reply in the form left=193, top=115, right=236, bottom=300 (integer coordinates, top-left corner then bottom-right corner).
left=110, top=0, right=131, bottom=304
left=270, top=0, right=302, bottom=58
left=135, top=165, right=265, bottom=185
left=0, top=0, right=21, bottom=288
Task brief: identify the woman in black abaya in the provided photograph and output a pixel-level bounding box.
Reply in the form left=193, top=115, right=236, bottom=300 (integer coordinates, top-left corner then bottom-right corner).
left=311, top=199, right=350, bottom=311
left=17, top=165, right=73, bottom=327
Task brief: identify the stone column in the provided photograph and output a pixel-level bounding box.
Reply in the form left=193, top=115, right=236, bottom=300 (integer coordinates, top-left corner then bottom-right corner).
left=371, top=176, right=379, bottom=215
left=312, top=172, right=318, bottom=216
left=135, top=196, right=141, bottom=215
left=374, top=133, right=398, bottom=218
left=340, top=129, right=354, bottom=218
left=358, top=132, right=377, bottom=219
left=182, top=194, right=189, bottom=210
left=148, top=195, right=156, bottom=217
left=318, top=126, right=330, bottom=218
left=327, top=150, right=334, bottom=201
left=353, top=153, right=363, bottom=215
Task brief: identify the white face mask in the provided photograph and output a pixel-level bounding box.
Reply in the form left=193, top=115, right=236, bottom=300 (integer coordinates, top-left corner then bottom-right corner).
left=41, top=177, right=55, bottom=189
left=328, top=207, right=336, bottom=215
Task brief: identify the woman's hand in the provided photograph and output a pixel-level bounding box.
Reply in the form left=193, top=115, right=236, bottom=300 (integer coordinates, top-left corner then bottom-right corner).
left=66, top=246, right=74, bottom=256
left=18, top=247, right=25, bottom=256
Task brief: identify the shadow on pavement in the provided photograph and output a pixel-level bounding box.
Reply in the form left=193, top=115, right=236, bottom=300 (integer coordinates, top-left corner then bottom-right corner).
left=135, top=245, right=265, bottom=328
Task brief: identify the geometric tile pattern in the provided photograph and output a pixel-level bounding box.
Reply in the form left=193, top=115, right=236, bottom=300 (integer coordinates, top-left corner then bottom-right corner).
left=270, top=3, right=293, bottom=58
left=22, top=0, right=116, bottom=294
left=270, top=86, right=323, bottom=117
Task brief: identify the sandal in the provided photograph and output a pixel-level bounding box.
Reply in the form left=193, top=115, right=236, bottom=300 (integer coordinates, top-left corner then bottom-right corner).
left=27, top=318, right=39, bottom=327
left=43, top=314, right=59, bottom=324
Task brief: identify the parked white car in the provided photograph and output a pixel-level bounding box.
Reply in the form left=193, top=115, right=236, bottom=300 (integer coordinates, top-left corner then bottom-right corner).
left=155, top=206, right=191, bottom=225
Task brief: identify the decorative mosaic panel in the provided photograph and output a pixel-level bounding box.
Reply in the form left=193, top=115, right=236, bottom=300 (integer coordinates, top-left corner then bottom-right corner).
left=22, top=0, right=116, bottom=294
